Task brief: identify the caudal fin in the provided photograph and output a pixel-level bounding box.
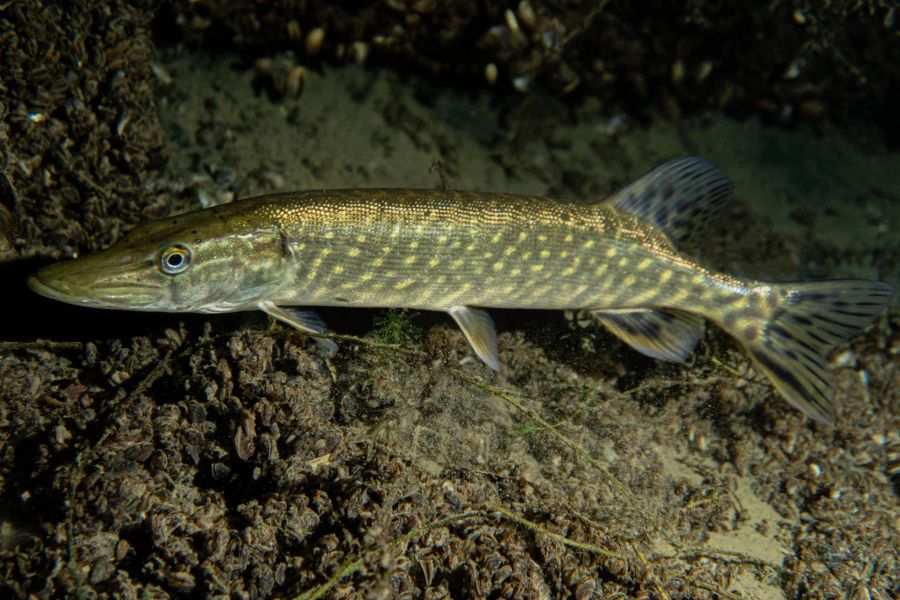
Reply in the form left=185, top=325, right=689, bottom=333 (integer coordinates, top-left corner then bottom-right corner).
left=737, top=280, right=893, bottom=423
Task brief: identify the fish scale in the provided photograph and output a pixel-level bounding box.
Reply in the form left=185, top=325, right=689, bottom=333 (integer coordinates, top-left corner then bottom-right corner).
left=253, top=190, right=713, bottom=311
left=28, top=157, right=894, bottom=423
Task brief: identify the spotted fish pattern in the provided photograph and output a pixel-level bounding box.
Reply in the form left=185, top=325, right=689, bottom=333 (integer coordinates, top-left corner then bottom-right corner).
left=28, top=158, right=894, bottom=422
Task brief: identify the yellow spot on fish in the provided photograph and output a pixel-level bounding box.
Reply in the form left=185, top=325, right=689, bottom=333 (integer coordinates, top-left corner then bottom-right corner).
left=490, top=232, right=502, bottom=244
left=510, top=268, right=521, bottom=277
left=582, top=240, right=595, bottom=249
left=517, top=232, right=528, bottom=242
left=594, top=265, right=608, bottom=277
left=569, top=284, right=589, bottom=299
left=561, top=266, right=576, bottom=276
left=381, top=246, right=391, bottom=254
left=333, top=265, right=345, bottom=275
left=436, top=275, right=446, bottom=284
left=395, top=279, right=415, bottom=290
left=531, top=264, right=544, bottom=272
left=637, top=258, right=652, bottom=270
left=324, top=231, right=335, bottom=240
left=451, top=258, right=466, bottom=269
left=356, top=235, right=367, bottom=243
left=503, top=246, right=516, bottom=257
left=465, top=243, right=477, bottom=252
left=521, top=251, right=532, bottom=260
left=691, top=274, right=706, bottom=285
left=409, top=240, right=419, bottom=250
left=606, top=248, right=616, bottom=258
left=427, top=258, right=440, bottom=268
left=560, top=251, right=570, bottom=259
left=629, top=288, right=660, bottom=304
left=493, top=261, right=504, bottom=271
left=348, top=247, right=361, bottom=257
left=659, top=270, right=673, bottom=283
left=564, top=233, right=574, bottom=243
left=617, top=257, right=628, bottom=267
left=623, top=275, right=636, bottom=286
left=540, top=250, right=551, bottom=258
left=360, top=273, right=373, bottom=282
left=531, top=284, right=555, bottom=298
left=404, top=255, right=417, bottom=265
left=372, top=257, right=385, bottom=267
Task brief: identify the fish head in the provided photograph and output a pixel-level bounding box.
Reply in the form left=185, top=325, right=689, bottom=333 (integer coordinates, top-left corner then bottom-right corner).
left=28, top=209, right=293, bottom=313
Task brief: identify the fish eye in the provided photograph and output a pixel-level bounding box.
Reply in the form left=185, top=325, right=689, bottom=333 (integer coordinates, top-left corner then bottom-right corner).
left=159, top=244, right=192, bottom=274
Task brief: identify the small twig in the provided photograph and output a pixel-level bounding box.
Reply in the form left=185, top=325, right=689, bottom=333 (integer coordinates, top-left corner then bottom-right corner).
left=429, top=159, right=449, bottom=191
left=688, top=580, right=743, bottom=600
left=450, top=367, right=701, bottom=599
left=66, top=454, right=87, bottom=600
left=559, top=0, right=614, bottom=49
left=487, top=503, right=623, bottom=559
left=632, top=546, right=671, bottom=600
left=294, top=557, right=365, bottom=600
left=328, top=331, right=424, bottom=358
left=293, top=510, right=488, bottom=599
left=0, top=340, right=84, bottom=351
left=81, top=347, right=177, bottom=464
left=452, top=369, right=632, bottom=497
left=658, top=547, right=788, bottom=574
left=62, top=335, right=201, bottom=592
left=128, top=350, right=173, bottom=401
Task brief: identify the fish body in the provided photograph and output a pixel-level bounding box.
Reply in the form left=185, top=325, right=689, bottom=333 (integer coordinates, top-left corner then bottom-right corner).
left=28, top=158, right=893, bottom=422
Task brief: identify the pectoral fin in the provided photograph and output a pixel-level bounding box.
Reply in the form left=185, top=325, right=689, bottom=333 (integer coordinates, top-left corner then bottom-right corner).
left=591, top=308, right=705, bottom=362
left=447, top=305, right=500, bottom=370
left=258, top=301, right=339, bottom=355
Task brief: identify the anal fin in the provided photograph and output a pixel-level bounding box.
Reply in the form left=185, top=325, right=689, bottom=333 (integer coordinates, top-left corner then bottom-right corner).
left=591, top=308, right=705, bottom=362
left=257, top=301, right=339, bottom=355
left=447, top=306, right=500, bottom=370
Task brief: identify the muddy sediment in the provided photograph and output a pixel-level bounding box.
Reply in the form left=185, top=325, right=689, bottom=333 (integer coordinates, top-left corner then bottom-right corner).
left=1, top=2, right=898, bottom=598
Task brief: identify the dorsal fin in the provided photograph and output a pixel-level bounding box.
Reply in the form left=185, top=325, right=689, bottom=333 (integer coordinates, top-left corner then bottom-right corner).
left=605, top=157, right=734, bottom=244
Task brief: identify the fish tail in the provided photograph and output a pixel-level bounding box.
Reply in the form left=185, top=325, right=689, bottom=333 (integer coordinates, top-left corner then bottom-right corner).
left=728, top=279, right=893, bottom=422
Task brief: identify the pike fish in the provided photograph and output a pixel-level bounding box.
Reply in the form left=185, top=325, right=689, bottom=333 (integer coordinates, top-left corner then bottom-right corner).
left=28, top=158, right=893, bottom=422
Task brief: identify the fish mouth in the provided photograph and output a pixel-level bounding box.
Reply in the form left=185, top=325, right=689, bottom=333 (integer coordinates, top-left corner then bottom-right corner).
left=27, top=263, right=163, bottom=309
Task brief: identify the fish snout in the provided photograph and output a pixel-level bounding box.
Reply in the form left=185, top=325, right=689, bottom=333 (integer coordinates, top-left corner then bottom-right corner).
left=28, top=259, right=162, bottom=309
